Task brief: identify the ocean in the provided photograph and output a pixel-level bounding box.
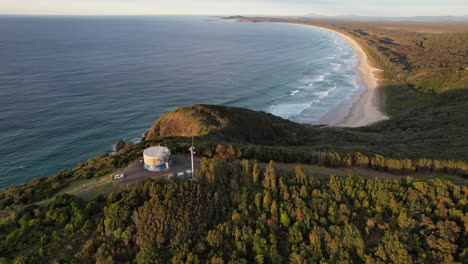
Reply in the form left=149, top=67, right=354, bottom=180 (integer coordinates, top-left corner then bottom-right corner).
left=0, top=16, right=361, bottom=189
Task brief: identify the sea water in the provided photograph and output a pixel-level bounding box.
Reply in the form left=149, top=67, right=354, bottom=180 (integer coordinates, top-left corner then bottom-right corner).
left=0, top=16, right=361, bottom=188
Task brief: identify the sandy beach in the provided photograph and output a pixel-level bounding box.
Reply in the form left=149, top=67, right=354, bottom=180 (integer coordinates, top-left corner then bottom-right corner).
left=291, top=23, right=388, bottom=127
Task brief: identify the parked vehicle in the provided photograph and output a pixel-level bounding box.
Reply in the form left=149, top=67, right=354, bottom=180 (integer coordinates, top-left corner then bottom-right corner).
left=114, top=173, right=126, bottom=180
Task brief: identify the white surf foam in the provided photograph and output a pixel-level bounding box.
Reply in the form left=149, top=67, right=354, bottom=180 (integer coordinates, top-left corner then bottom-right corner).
left=308, top=75, right=325, bottom=86
left=290, top=89, right=300, bottom=96
left=269, top=103, right=311, bottom=118
left=313, top=84, right=337, bottom=99
left=298, top=74, right=326, bottom=86
left=314, top=91, right=329, bottom=99
left=131, top=137, right=142, bottom=144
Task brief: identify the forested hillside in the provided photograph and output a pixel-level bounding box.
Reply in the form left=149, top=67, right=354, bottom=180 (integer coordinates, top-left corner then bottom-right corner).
left=1, top=159, right=467, bottom=263
left=1, top=139, right=466, bottom=211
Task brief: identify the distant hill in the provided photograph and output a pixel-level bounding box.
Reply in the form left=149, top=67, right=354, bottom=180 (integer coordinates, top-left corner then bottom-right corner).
left=304, top=14, right=468, bottom=22
left=224, top=14, right=468, bottom=23
left=222, top=15, right=247, bottom=20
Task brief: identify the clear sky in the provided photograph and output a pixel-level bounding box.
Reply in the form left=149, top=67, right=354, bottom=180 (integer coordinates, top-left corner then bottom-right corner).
left=0, top=0, right=466, bottom=17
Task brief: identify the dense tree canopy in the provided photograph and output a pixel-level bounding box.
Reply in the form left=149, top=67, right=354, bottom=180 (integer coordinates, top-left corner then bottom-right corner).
left=1, top=158, right=467, bottom=263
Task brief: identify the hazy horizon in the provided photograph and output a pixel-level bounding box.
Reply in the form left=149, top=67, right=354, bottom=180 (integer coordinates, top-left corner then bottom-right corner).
left=0, top=14, right=467, bottom=18
left=0, top=0, right=466, bottom=17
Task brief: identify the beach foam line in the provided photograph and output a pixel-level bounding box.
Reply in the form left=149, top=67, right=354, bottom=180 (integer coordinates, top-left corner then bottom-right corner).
left=314, top=84, right=337, bottom=99
left=297, top=74, right=326, bottom=87
left=308, top=75, right=325, bottom=86
left=289, top=23, right=388, bottom=127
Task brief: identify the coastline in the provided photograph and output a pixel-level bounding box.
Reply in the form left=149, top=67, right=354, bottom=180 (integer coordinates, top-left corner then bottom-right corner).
left=275, top=22, right=389, bottom=127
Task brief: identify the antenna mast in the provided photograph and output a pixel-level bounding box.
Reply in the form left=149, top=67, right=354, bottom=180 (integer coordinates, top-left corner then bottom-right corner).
left=189, top=136, right=195, bottom=178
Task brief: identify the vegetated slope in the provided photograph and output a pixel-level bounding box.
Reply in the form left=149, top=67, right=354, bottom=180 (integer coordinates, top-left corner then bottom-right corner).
left=222, top=17, right=468, bottom=161
left=1, top=136, right=466, bottom=212
left=145, top=104, right=310, bottom=145
left=142, top=101, right=468, bottom=161
left=1, top=159, right=467, bottom=263
left=337, top=21, right=468, bottom=159
left=334, top=22, right=468, bottom=93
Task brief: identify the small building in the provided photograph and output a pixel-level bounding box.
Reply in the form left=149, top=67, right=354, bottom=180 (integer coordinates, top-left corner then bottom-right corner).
left=143, top=146, right=171, bottom=171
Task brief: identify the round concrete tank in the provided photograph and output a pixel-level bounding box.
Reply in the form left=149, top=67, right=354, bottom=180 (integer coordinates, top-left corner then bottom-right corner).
left=143, top=146, right=171, bottom=171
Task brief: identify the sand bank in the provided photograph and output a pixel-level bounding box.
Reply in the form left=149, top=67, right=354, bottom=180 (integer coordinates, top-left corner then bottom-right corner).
left=289, top=23, right=389, bottom=127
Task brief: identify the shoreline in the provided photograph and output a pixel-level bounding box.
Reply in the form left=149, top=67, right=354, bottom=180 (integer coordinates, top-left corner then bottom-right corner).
left=273, top=22, right=389, bottom=127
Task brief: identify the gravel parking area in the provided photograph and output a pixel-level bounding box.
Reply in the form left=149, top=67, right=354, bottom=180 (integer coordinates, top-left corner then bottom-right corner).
left=114, top=155, right=200, bottom=187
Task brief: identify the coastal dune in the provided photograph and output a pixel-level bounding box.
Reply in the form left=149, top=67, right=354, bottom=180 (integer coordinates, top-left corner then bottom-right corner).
left=292, top=23, right=389, bottom=127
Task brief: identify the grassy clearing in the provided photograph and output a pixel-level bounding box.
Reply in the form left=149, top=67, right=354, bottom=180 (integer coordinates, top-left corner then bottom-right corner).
left=35, top=174, right=117, bottom=207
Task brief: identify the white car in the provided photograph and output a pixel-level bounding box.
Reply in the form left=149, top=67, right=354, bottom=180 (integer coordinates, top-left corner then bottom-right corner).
left=114, top=173, right=125, bottom=180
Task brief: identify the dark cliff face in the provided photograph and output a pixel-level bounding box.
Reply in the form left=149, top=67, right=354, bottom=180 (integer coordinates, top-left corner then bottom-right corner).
left=144, top=104, right=309, bottom=145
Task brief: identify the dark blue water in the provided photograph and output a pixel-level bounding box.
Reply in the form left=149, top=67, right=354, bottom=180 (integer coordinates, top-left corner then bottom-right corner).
left=0, top=16, right=360, bottom=188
